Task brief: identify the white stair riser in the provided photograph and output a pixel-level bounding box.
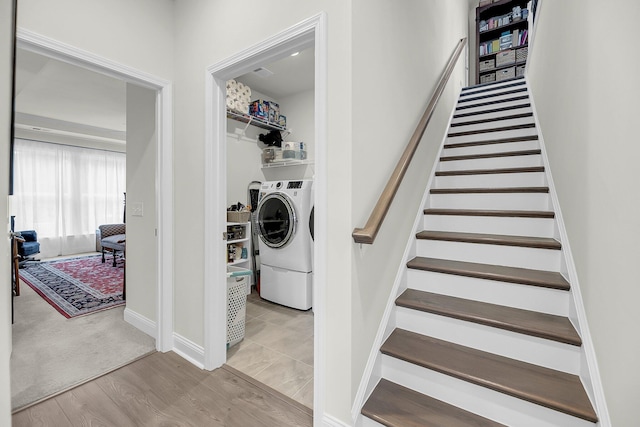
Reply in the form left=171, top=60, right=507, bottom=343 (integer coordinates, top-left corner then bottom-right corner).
left=446, top=127, right=537, bottom=145
left=381, top=355, right=596, bottom=427
left=434, top=171, right=547, bottom=188
left=406, top=269, right=570, bottom=316
left=443, top=140, right=540, bottom=157
left=460, top=82, right=526, bottom=96
left=459, top=89, right=526, bottom=101
left=449, top=117, right=534, bottom=133
left=457, top=93, right=529, bottom=110
left=359, top=416, right=385, bottom=427
left=415, top=239, right=562, bottom=271
left=451, top=106, right=532, bottom=125
left=422, top=213, right=555, bottom=238
left=428, top=192, right=550, bottom=211
left=438, top=155, right=542, bottom=171
left=395, top=308, right=581, bottom=374
left=455, top=98, right=532, bottom=115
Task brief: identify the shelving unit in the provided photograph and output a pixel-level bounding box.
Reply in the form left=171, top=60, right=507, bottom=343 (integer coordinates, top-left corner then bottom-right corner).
left=226, top=221, right=252, bottom=293
left=476, top=0, right=529, bottom=84
left=261, top=159, right=313, bottom=169
left=226, top=110, right=286, bottom=132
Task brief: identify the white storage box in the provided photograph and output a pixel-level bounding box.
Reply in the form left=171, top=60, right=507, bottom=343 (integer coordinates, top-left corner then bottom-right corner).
left=227, top=266, right=251, bottom=348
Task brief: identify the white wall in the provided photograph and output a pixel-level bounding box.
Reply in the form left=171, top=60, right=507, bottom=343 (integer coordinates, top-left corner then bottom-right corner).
left=125, top=83, right=157, bottom=324
left=0, top=1, right=15, bottom=425
left=527, top=0, right=640, bottom=425
left=350, top=0, right=468, bottom=403
left=173, top=0, right=353, bottom=421
left=262, top=88, right=315, bottom=182
left=17, top=0, right=174, bottom=80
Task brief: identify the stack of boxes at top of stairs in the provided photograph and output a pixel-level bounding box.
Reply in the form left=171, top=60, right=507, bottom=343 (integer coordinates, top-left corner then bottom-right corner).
left=360, top=78, right=598, bottom=427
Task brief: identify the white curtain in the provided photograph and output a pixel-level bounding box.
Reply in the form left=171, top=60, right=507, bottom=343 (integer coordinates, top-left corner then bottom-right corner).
left=13, top=139, right=126, bottom=258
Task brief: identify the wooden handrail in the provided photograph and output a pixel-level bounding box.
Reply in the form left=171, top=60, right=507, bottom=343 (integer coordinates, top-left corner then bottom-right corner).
left=352, top=38, right=467, bottom=244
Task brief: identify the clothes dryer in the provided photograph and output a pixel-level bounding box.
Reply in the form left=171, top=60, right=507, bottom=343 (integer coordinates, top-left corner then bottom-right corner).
left=256, top=180, right=313, bottom=310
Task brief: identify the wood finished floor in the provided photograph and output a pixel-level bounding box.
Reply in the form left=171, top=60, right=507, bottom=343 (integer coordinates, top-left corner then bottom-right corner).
left=12, top=351, right=312, bottom=427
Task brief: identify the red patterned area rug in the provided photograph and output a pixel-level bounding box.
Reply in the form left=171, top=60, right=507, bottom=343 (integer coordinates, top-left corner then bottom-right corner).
left=20, top=254, right=124, bottom=318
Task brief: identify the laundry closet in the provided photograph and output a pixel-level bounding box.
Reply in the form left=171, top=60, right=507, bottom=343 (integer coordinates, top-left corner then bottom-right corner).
left=224, top=48, right=315, bottom=409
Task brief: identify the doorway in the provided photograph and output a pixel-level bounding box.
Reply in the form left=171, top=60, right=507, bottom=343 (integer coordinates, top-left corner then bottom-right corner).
left=203, top=13, right=327, bottom=421
left=10, top=29, right=173, bottom=409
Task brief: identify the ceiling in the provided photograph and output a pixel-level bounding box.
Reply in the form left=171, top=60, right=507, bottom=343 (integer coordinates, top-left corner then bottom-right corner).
left=15, top=48, right=127, bottom=139
left=13, top=45, right=314, bottom=142
left=235, top=47, right=315, bottom=99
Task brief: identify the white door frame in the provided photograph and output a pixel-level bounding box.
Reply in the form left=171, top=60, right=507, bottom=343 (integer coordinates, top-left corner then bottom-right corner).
left=203, top=13, right=327, bottom=424
left=14, top=28, right=174, bottom=352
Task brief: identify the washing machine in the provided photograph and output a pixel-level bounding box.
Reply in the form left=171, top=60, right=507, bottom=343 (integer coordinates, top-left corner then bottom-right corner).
left=256, top=180, right=313, bottom=310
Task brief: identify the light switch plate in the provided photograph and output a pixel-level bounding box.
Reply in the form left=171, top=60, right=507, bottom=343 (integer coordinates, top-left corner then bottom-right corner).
left=131, top=202, right=144, bottom=217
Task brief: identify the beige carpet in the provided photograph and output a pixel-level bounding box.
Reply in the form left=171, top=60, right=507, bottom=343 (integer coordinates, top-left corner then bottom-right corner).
left=11, top=276, right=156, bottom=411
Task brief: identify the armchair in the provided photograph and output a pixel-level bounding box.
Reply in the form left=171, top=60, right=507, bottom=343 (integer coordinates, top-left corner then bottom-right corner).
left=99, top=223, right=126, bottom=267
left=16, top=230, right=40, bottom=268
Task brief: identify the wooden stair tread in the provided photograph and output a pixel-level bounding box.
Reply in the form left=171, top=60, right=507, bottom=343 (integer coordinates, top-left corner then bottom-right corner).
left=435, top=166, right=544, bottom=176
left=458, top=87, right=528, bottom=104
left=448, top=123, right=535, bottom=138
left=450, top=112, right=533, bottom=127
left=440, top=149, right=541, bottom=162
left=444, top=135, right=538, bottom=149
left=455, top=95, right=529, bottom=111
left=397, top=289, right=580, bottom=345
left=459, top=80, right=526, bottom=97
left=407, top=256, right=569, bottom=290
left=453, top=103, right=531, bottom=119
left=416, top=230, right=561, bottom=250
left=362, top=379, right=506, bottom=427
left=431, top=186, right=549, bottom=194
left=424, top=208, right=554, bottom=218
left=381, top=329, right=597, bottom=422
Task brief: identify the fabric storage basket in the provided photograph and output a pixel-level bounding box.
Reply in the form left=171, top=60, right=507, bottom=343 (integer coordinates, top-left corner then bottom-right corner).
left=516, top=65, right=526, bottom=77
left=227, top=211, right=250, bottom=223
left=479, top=59, right=495, bottom=71
left=227, top=266, right=251, bottom=348
left=496, top=66, right=516, bottom=81
left=516, top=47, right=528, bottom=62
left=480, top=72, right=496, bottom=83
left=496, top=49, right=516, bottom=66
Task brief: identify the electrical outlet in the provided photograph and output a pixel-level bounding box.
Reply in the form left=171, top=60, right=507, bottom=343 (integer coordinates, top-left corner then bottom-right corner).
left=131, top=202, right=143, bottom=217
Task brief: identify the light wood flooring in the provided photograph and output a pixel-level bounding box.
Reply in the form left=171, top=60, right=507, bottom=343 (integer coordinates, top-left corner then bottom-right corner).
left=226, top=290, right=314, bottom=408
left=12, top=351, right=312, bottom=427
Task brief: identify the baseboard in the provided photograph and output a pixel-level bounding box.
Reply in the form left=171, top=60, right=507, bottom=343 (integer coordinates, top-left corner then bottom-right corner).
left=323, top=413, right=352, bottom=427
left=173, top=333, right=205, bottom=369
left=124, top=308, right=157, bottom=339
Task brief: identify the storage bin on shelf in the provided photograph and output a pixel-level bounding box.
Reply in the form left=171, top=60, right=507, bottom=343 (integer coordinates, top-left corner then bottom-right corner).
left=226, top=266, right=251, bottom=348
left=481, top=72, right=496, bottom=83
left=496, top=66, right=516, bottom=81
left=479, top=59, right=495, bottom=71
left=496, top=49, right=516, bottom=67
left=227, top=211, right=250, bottom=223
left=516, top=46, right=528, bottom=62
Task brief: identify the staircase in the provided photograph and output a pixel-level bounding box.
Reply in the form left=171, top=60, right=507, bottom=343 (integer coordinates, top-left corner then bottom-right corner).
left=359, top=78, right=599, bottom=427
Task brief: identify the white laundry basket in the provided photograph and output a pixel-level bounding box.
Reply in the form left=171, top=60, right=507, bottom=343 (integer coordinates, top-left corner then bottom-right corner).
left=227, top=266, right=251, bottom=348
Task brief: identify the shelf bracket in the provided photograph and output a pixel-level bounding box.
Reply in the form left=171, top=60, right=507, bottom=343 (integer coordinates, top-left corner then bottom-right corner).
left=241, top=116, right=253, bottom=134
